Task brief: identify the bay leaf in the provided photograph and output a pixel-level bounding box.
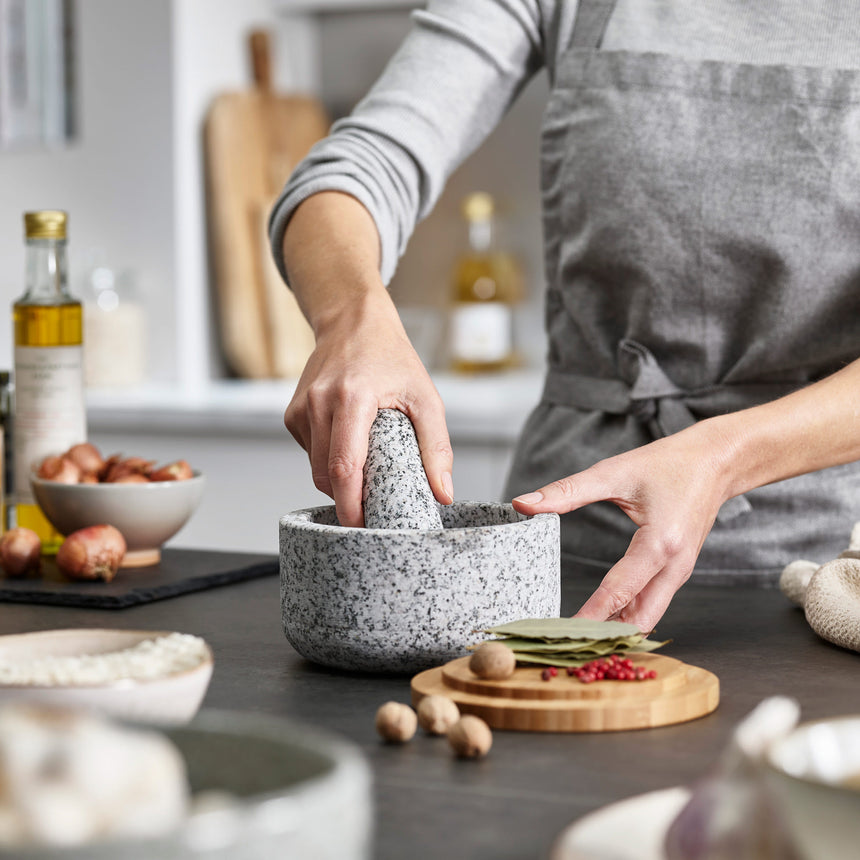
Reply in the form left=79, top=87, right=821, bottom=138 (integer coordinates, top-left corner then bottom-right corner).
left=482, top=617, right=643, bottom=641
left=512, top=653, right=599, bottom=667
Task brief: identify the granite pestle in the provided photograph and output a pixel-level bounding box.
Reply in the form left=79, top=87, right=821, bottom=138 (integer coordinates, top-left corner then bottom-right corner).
left=362, top=409, right=444, bottom=530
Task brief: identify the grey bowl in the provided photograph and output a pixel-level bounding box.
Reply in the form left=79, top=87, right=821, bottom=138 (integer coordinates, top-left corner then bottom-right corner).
left=0, top=710, right=372, bottom=860
left=280, top=501, right=561, bottom=674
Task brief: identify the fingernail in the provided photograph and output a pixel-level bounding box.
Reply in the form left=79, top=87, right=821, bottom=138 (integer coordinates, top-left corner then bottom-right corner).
left=513, top=491, right=543, bottom=505
left=441, top=471, right=454, bottom=503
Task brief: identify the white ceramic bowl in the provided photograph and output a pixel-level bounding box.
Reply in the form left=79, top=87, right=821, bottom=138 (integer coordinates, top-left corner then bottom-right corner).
left=0, top=710, right=372, bottom=860
left=31, top=473, right=205, bottom=567
left=763, top=715, right=860, bottom=860
left=0, top=629, right=213, bottom=725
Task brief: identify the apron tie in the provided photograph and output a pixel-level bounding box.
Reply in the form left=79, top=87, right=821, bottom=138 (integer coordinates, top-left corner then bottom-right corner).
left=617, top=339, right=751, bottom=520
left=538, top=338, right=816, bottom=521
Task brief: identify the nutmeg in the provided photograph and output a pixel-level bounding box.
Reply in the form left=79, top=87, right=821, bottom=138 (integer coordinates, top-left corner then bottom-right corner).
left=416, top=695, right=460, bottom=736
left=374, top=702, right=417, bottom=744
left=448, top=715, right=493, bottom=759
left=469, top=641, right=516, bottom=680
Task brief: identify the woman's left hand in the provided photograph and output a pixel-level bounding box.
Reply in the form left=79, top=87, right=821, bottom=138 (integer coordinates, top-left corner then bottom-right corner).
left=511, top=421, right=736, bottom=632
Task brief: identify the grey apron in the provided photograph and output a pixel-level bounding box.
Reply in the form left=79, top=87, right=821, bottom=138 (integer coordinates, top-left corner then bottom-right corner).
left=504, top=0, right=860, bottom=583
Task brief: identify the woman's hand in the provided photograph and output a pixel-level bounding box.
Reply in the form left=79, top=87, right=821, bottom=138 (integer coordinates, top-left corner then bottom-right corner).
left=284, top=293, right=453, bottom=528
left=281, top=191, right=453, bottom=528
left=512, top=420, right=737, bottom=632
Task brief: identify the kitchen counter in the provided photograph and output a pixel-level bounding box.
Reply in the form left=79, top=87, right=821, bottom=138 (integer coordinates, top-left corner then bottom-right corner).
left=86, top=370, right=545, bottom=443
left=2, top=550, right=858, bottom=859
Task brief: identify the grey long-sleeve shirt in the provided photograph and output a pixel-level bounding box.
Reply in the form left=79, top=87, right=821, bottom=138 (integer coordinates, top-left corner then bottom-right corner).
left=269, top=0, right=860, bottom=287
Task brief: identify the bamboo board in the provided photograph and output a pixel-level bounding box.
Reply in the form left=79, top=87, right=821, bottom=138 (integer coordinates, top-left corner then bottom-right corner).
left=411, top=654, right=719, bottom=732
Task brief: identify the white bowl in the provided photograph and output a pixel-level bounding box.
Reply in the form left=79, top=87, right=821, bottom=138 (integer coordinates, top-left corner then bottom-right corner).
left=31, top=473, right=205, bottom=567
left=763, top=715, right=860, bottom=860
left=0, top=629, right=213, bottom=725
left=0, top=710, right=372, bottom=860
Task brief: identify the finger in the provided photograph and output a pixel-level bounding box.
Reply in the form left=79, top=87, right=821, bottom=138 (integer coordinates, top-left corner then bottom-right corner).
left=328, top=400, right=378, bottom=528
left=283, top=398, right=310, bottom=453
left=573, top=527, right=671, bottom=623
left=408, top=398, right=455, bottom=504
left=511, top=468, right=611, bottom=516
left=615, top=560, right=693, bottom=634
left=306, top=395, right=334, bottom=500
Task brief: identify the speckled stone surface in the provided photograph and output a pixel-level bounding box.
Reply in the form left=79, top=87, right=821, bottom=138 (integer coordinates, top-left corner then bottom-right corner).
left=280, top=502, right=561, bottom=674
left=362, top=409, right=443, bottom=530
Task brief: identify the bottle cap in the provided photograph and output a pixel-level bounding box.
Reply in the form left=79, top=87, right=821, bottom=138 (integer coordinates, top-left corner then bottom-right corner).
left=462, top=192, right=494, bottom=222
left=24, top=210, right=67, bottom=240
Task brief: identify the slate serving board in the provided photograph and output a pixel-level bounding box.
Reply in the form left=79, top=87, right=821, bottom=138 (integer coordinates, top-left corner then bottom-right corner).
left=0, top=548, right=278, bottom=609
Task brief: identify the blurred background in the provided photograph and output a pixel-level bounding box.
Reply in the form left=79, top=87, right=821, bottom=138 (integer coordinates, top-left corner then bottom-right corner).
left=0, top=0, right=550, bottom=552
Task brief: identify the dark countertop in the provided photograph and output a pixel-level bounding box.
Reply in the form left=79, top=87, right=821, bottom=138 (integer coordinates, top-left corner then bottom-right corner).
left=2, top=549, right=858, bottom=860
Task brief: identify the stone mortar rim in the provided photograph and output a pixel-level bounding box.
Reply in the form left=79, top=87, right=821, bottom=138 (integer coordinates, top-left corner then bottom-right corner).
left=279, top=502, right=559, bottom=536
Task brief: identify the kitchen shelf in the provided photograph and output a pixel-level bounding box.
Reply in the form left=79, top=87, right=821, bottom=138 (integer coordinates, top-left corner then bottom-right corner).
left=85, top=370, right=544, bottom=443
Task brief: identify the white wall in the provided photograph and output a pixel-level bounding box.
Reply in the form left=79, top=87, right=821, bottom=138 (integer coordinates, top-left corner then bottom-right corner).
left=171, top=0, right=314, bottom=388
left=0, top=0, right=309, bottom=389
left=0, top=0, right=175, bottom=381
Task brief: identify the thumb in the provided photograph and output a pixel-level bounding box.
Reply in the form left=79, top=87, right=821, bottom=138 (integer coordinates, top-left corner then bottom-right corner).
left=511, top=470, right=610, bottom=516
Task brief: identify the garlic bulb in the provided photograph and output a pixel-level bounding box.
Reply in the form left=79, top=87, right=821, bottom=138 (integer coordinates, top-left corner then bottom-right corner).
left=664, top=697, right=802, bottom=860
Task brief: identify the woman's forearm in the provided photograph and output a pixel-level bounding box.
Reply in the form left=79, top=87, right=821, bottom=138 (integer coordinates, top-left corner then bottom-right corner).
left=280, top=189, right=454, bottom=527
left=714, top=357, right=860, bottom=500
left=281, top=190, right=394, bottom=336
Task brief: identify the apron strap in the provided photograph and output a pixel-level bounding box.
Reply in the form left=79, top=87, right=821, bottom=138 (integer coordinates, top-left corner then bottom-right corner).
left=541, top=339, right=809, bottom=523
left=570, top=0, right=617, bottom=50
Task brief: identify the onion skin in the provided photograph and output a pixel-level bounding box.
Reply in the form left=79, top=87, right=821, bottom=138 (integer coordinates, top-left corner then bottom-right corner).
left=36, top=456, right=81, bottom=484
left=110, top=473, right=150, bottom=484
left=149, top=460, right=193, bottom=482
left=56, top=525, right=127, bottom=583
left=0, top=528, right=41, bottom=577
left=102, top=457, right=155, bottom=483
left=63, top=443, right=104, bottom=475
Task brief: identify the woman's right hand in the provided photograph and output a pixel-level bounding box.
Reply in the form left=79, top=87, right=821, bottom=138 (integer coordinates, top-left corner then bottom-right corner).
left=283, top=282, right=453, bottom=529
left=280, top=191, right=453, bottom=527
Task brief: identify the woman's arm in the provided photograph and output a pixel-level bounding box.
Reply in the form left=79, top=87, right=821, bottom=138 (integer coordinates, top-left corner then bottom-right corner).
left=274, top=1, right=548, bottom=524
left=282, top=191, right=453, bottom=527
left=512, top=357, right=860, bottom=631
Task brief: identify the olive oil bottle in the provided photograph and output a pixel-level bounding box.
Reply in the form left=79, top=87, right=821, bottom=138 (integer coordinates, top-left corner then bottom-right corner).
left=449, top=192, right=523, bottom=373
left=13, top=211, right=86, bottom=553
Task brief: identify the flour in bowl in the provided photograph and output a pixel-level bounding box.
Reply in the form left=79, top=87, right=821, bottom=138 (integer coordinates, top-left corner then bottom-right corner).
left=0, top=633, right=209, bottom=686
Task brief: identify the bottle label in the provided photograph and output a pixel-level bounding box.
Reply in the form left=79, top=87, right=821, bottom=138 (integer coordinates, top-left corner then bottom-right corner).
left=451, top=302, right=512, bottom=363
left=13, top=345, right=87, bottom=504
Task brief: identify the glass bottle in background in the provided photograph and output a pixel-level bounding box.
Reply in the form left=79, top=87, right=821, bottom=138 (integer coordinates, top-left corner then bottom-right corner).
left=0, top=371, right=11, bottom=534
left=81, top=252, right=147, bottom=388
left=12, top=210, right=86, bottom=553
left=449, top=192, right=523, bottom=373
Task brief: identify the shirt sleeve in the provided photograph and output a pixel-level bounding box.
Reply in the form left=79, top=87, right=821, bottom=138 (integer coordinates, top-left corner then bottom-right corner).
left=268, top=0, right=547, bottom=286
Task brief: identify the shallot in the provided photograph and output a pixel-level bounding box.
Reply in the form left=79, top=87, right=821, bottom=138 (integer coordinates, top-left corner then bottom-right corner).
left=36, top=456, right=80, bottom=484
left=35, top=445, right=195, bottom=485
left=63, top=443, right=104, bottom=475
left=56, top=525, right=126, bottom=583
left=0, top=528, right=41, bottom=577
left=149, top=460, right=193, bottom=482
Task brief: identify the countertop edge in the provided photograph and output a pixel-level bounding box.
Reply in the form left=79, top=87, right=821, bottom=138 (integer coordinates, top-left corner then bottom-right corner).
left=85, top=371, right=544, bottom=442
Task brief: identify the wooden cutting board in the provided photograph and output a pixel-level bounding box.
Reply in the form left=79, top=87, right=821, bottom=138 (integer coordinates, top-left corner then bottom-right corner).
left=205, top=30, right=329, bottom=378
left=411, top=653, right=719, bottom=732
